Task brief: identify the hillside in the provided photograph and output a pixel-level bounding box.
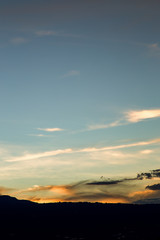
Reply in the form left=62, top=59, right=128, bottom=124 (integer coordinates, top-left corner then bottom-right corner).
left=0, top=195, right=160, bottom=239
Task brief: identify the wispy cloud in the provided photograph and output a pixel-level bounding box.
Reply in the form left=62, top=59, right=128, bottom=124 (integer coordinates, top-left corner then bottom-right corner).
left=7, top=148, right=73, bottom=162
left=140, top=149, right=153, bottom=154
left=35, top=30, right=59, bottom=36
left=88, top=121, right=122, bottom=130
left=62, top=70, right=80, bottom=78
left=28, top=134, right=46, bottom=137
left=147, top=42, right=160, bottom=56
left=6, top=138, right=160, bottom=163
left=79, top=138, right=160, bottom=153
left=10, top=37, right=29, bottom=45
left=35, top=30, right=82, bottom=38
left=37, top=128, right=64, bottom=132
left=87, top=108, right=160, bottom=131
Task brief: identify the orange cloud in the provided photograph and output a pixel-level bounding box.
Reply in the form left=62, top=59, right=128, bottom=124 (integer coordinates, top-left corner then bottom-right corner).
left=129, top=189, right=153, bottom=198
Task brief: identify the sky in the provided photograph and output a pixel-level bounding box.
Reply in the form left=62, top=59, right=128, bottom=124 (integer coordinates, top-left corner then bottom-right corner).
left=1, top=0, right=160, bottom=203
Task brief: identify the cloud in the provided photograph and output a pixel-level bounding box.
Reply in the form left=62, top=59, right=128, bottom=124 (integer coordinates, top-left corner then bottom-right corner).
left=86, top=169, right=160, bottom=187
left=35, top=30, right=82, bottom=38
left=140, top=149, right=153, bottom=154
left=147, top=43, right=160, bottom=56
left=146, top=184, right=160, bottom=191
left=125, top=109, right=160, bottom=123
left=88, top=121, right=122, bottom=131
left=137, top=169, right=160, bottom=180
left=9, top=168, right=160, bottom=203
left=20, top=184, right=70, bottom=195
left=37, top=128, right=64, bottom=132
left=21, top=180, right=129, bottom=203
left=88, top=150, right=135, bottom=165
left=28, top=134, right=47, bottom=137
left=62, top=169, right=160, bottom=203
left=0, top=186, right=14, bottom=195
left=86, top=177, right=137, bottom=186
left=35, top=30, right=59, bottom=36
left=10, top=37, right=29, bottom=45
left=64, top=192, right=128, bottom=203
left=79, top=138, right=160, bottom=153
left=6, top=138, right=160, bottom=162
left=7, top=148, right=73, bottom=162
left=62, top=70, right=80, bottom=78
left=134, top=198, right=160, bottom=204
left=87, top=108, right=160, bottom=131
left=87, top=180, right=124, bottom=185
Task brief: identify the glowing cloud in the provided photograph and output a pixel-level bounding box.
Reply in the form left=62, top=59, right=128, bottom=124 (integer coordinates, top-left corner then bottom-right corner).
left=126, top=109, right=160, bottom=123
left=140, top=149, right=153, bottom=154
left=37, top=128, right=64, bottom=132
left=7, top=169, right=160, bottom=203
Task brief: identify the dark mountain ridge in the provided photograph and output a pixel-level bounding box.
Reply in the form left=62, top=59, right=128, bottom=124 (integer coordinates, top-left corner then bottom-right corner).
left=0, top=195, right=160, bottom=239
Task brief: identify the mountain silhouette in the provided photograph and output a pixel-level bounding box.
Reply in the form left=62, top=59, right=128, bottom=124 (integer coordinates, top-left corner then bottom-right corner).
left=0, top=195, right=160, bottom=239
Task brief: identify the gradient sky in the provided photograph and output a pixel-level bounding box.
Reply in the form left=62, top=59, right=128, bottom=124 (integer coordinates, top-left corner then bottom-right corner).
left=1, top=0, right=160, bottom=203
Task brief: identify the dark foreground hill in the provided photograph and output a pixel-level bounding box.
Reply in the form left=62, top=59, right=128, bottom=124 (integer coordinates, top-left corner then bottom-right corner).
left=0, top=195, right=160, bottom=240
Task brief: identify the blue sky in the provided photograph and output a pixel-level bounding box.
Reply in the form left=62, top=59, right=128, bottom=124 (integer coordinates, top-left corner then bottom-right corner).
left=1, top=0, right=160, bottom=203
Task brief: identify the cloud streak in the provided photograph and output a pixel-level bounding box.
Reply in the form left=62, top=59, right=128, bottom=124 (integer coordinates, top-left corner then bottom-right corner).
left=35, top=30, right=81, bottom=38
left=6, top=138, right=160, bottom=162
left=7, top=148, right=72, bottom=162
left=10, top=37, right=29, bottom=45
left=88, top=121, right=122, bottom=130
left=79, top=138, right=160, bottom=153
left=62, top=70, right=80, bottom=78
left=35, top=30, right=59, bottom=37
left=37, top=128, right=64, bottom=132
left=88, top=108, right=160, bottom=131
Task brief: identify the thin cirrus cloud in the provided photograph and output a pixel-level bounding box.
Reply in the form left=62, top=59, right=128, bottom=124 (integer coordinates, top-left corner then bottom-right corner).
left=7, top=148, right=73, bottom=162
left=88, top=108, right=160, bottom=131
left=37, top=128, right=64, bottom=132
left=62, top=70, right=80, bottom=78
left=88, top=120, right=122, bottom=131
left=35, top=30, right=82, bottom=38
left=6, top=137, right=160, bottom=162
left=10, top=37, right=29, bottom=45
left=147, top=42, right=160, bottom=56
left=35, top=30, right=59, bottom=36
